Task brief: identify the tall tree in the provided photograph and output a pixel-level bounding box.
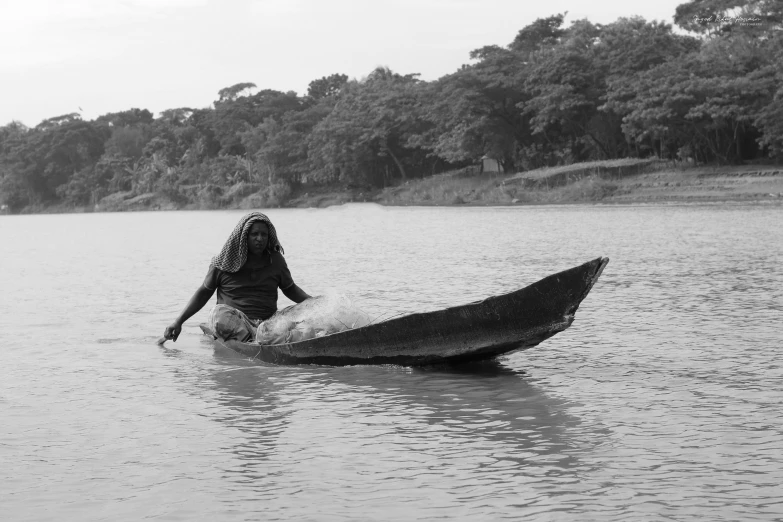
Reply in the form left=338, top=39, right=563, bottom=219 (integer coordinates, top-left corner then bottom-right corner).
left=1, top=115, right=107, bottom=205
left=309, top=68, right=429, bottom=183
left=242, top=103, right=333, bottom=184
left=420, top=45, right=529, bottom=169
left=95, top=108, right=154, bottom=128
left=308, top=74, right=349, bottom=100
left=509, top=13, right=568, bottom=55
left=211, top=87, right=303, bottom=156
left=217, top=82, right=257, bottom=102
left=522, top=20, right=610, bottom=161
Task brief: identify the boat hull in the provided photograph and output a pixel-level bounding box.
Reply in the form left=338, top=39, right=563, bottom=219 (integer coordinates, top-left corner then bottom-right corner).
left=200, top=257, right=608, bottom=366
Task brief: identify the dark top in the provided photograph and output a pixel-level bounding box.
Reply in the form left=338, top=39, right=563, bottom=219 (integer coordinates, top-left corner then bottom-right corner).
left=203, top=251, right=294, bottom=321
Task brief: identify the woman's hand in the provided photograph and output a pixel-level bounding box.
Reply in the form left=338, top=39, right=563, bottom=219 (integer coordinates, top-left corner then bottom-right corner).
left=164, top=322, right=182, bottom=342
left=160, top=285, right=216, bottom=344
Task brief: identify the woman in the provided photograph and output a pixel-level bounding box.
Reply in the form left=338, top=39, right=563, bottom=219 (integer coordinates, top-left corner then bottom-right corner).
left=163, top=212, right=311, bottom=342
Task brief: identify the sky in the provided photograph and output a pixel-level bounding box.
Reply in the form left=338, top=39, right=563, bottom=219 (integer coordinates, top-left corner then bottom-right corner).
left=1, top=0, right=688, bottom=127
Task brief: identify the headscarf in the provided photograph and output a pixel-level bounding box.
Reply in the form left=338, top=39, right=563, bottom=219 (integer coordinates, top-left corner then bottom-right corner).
left=210, top=212, right=284, bottom=273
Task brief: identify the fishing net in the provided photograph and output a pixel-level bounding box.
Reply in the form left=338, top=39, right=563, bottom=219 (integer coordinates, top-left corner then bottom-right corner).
left=255, top=294, right=372, bottom=345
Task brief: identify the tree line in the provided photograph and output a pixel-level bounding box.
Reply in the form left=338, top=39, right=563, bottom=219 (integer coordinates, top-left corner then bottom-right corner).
left=1, top=0, right=781, bottom=212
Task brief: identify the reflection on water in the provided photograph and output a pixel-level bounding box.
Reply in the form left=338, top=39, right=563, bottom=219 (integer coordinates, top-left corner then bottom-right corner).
left=1, top=204, right=781, bottom=521
left=199, top=348, right=591, bottom=519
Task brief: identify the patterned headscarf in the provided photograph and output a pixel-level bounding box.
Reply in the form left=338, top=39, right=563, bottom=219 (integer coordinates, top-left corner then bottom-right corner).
left=210, top=212, right=284, bottom=273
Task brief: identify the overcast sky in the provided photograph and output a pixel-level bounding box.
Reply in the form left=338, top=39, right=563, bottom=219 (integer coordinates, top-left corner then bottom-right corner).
left=1, top=0, right=688, bottom=127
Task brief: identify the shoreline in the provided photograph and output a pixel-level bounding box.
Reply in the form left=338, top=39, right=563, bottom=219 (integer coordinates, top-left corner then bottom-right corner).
left=4, top=193, right=781, bottom=216
left=4, top=163, right=782, bottom=215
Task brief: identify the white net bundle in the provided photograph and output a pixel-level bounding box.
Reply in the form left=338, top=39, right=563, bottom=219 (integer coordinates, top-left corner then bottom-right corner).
left=255, top=294, right=372, bottom=345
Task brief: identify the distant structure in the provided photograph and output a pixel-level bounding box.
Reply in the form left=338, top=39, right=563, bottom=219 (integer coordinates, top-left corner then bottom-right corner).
left=481, top=154, right=503, bottom=173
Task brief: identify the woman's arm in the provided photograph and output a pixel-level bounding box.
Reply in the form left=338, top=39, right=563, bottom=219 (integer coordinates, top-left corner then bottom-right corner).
left=163, top=284, right=216, bottom=341
left=282, top=283, right=311, bottom=304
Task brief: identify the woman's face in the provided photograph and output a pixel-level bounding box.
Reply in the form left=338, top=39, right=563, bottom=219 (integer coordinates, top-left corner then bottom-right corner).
left=247, top=222, right=270, bottom=256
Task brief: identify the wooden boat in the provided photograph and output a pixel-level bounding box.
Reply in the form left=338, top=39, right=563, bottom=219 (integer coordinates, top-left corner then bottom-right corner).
left=200, top=257, right=609, bottom=366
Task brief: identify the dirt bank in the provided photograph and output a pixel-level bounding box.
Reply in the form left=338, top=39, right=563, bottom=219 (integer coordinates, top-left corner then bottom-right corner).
left=373, top=163, right=783, bottom=207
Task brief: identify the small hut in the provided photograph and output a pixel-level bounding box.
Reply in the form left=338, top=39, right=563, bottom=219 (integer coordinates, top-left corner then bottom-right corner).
left=480, top=155, right=503, bottom=174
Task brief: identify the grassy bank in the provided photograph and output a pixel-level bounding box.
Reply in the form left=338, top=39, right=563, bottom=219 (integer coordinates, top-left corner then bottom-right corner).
left=374, top=161, right=783, bottom=206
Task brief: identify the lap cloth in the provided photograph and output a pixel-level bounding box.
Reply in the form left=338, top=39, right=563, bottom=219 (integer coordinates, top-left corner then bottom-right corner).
left=208, top=304, right=260, bottom=342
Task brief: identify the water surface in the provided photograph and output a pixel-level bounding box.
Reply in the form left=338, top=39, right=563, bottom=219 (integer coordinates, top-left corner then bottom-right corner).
left=1, top=204, right=781, bottom=520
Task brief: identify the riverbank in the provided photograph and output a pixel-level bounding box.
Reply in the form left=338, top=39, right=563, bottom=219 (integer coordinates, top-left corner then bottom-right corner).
left=5, top=161, right=782, bottom=215
left=373, top=161, right=783, bottom=207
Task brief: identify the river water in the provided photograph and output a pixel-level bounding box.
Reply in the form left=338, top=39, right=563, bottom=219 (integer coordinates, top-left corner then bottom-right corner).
left=1, top=204, right=781, bottom=521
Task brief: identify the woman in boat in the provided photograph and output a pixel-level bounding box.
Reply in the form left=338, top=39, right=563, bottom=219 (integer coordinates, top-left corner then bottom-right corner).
left=163, top=212, right=311, bottom=342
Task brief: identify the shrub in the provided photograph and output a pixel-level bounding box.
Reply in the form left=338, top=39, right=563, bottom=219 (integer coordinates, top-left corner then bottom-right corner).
left=222, top=182, right=264, bottom=204
left=265, top=181, right=292, bottom=207
left=196, top=184, right=224, bottom=208
left=240, top=192, right=267, bottom=210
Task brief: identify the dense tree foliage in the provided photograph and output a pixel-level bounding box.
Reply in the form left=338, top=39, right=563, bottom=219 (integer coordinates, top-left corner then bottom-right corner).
left=1, top=1, right=781, bottom=211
